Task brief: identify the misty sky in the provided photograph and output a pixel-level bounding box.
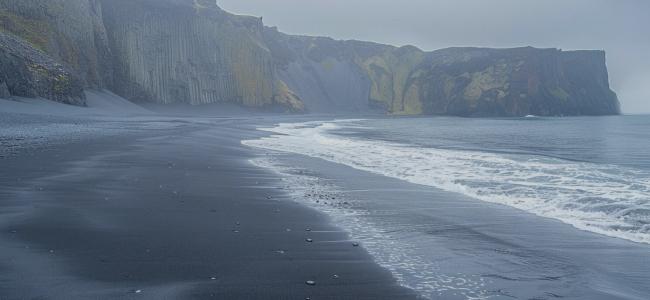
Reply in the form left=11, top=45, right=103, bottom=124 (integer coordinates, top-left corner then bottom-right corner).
left=218, top=0, right=649, bottom=113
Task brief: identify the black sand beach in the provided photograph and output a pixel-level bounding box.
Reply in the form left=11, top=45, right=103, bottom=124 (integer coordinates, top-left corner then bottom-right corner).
left=0, top=115, right=417, bottom=299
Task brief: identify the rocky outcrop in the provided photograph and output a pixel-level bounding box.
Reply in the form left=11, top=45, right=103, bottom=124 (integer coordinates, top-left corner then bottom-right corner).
left=0, top=32, right=84, bottom=105
left=0, top=0, right=113, bottom=88
left=0, top=0, right=620, bottom=116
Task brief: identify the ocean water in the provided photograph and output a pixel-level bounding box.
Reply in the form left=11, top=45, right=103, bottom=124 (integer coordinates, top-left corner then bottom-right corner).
left=243, top=115, right=650, bottom=299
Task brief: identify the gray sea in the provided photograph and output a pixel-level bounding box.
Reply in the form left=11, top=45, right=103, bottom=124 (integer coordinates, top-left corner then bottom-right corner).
left=243, top=115, right=650, bottom=300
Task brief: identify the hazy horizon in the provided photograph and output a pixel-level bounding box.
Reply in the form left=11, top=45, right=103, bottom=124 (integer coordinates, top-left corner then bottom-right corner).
left=218, top=0, right=649, bottom=114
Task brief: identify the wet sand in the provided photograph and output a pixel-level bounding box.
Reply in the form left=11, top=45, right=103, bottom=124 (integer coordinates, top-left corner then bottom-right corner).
left=0, top=116, right=417, bottom=299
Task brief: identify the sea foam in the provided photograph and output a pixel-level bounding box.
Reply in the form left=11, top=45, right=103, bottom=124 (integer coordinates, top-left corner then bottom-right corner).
left=242, top=120, right=650, bottom=245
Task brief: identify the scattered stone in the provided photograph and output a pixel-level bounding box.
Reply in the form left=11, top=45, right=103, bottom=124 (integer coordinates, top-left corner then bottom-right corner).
left=305, top=238, right=313, bottom=243
left=305, top=228, right=311, bottom=232
left=133, top=289, right=142, bottom=294
left=305, top=280, right=316, bottom=286
left=352, top=242, right=360, bottom=247
left=210, top=277, right=217, bottom=280
left=333, top=274, right=339, bottom=279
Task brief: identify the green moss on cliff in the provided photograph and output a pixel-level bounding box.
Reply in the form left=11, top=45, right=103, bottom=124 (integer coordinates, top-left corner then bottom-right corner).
left=358, top=48, right=425, bottom=114
left=53, top=73, right=71, bottom=94
left=273, top=80, right=304, bottom=112
left=548, top=86, right=570, bottom=101
left=0, top=9, right=50, bottom=51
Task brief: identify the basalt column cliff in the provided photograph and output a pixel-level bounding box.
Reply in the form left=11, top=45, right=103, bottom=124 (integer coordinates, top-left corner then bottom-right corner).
left=0, top=0, right=620, bottom=116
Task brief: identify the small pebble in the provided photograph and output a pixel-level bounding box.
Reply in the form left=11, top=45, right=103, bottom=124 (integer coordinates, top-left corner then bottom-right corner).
left=352, top=242, right=360, bottom=247
left=305, top=228, right=311, bottom=232
left=305, top=238, right=313, bottom=243
left=210, top=277, right=217, bottom=280
left=305, top=280, right=316, bottom=286
left=333, top=274, right=339, bottom=279
left=134, top=289, right=142, bottom=294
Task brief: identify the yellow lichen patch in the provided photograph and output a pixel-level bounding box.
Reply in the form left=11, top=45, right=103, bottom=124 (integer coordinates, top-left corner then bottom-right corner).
left=53, top=73, right=71, bottom=94
left=0, top=9, right=51, bottom=51
left=463, top=65, right=509, bottom=103
left=273, top=80, right=304, bottom=112
left=321, top=58, right=335, bottom=72
left=358, top=50, right=424, bottom=114
left=549, top=87, right=570, bottom=101
left=400, top=84, right=423, bottom=115
left=28, top=64, right=50, bottom=76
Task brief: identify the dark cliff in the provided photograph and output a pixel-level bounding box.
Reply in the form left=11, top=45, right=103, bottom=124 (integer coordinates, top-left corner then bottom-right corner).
left=0, top=0, right=620, bottom=116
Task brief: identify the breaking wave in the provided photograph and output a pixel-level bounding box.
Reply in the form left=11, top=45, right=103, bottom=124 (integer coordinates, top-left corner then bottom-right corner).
left=243, top=120, right=650, bottom=245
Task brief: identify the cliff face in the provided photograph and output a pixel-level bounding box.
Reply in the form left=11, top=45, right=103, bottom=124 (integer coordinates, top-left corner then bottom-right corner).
left=411, top=47, right=620, bottom=116
left=0, top=0, right=620, bottom=116
left=263, top=29, right=619, bottom=116
left=100, top=0, right=282, bottom=108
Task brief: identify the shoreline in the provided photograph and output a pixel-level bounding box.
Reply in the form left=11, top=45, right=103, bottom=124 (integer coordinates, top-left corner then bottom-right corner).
left=243, top=118, right=650, bottom=300
left=0, top=114, right=418, bottom=299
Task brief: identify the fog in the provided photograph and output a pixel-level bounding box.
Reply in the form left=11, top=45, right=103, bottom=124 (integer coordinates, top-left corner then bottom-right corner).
left=218, top=0, right=650, bottom=114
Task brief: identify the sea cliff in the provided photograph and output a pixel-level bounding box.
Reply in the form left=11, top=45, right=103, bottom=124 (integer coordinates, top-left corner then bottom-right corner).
left=0, top=0, right=620, bottom=116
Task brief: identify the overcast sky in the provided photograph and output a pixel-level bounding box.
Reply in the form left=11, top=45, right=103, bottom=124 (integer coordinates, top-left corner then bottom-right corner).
left=218, top=0, right=649, bottom=113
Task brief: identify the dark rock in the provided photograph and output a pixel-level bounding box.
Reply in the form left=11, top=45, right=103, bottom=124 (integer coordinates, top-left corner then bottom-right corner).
left=0, top=80, right=11, bottom=98
left=0, top=32, right=85, bottom=105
